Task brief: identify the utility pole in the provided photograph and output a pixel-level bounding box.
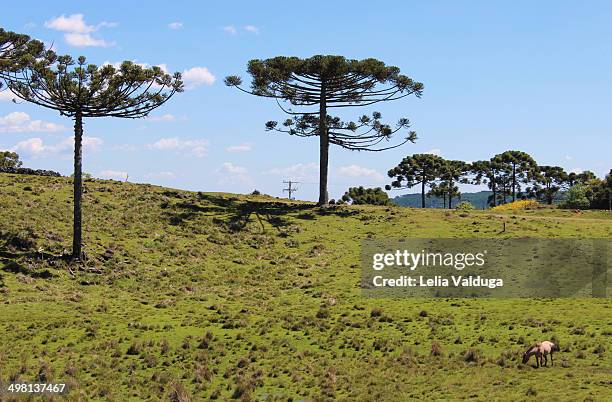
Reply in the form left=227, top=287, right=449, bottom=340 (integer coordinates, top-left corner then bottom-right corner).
left=283, top=180, right=299, bottom=200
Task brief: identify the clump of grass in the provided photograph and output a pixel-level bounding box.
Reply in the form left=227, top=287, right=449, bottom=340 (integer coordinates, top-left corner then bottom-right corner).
left=126, top=341, right=142, bottom=355
left=526, top=386, right=538, bottom=396
left=167, top=379, right=191, bottom=402
left=198, top=331, right=213, bottom=349
left=593, top=344, right=605, bottom=354
left=193, top=363, right=212, bottom=384
left=160, top=338, right=170, bottom=355
left=463, top=348, right=481, bottom=363
left=370, top=307, right=383, bottom=318
left=430, top=341, right=443, bottom=357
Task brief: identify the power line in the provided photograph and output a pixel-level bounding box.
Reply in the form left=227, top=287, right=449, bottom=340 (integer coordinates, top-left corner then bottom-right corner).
left=283, top=180, right=299, bottom=200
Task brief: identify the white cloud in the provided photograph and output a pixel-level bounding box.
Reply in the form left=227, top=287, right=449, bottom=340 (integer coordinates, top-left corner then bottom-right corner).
left=64, top=33, right=112, bottom=47
left=82, top=136, right=103, bottom=150
left=425, top=148, right=441, bottom=156
left=244, top=25, right=259, bottom=34
left=145, top=171, right=176, bottom=180
left=217, top=162, right=251, bottom=184
left=147, top=113, right=176, bottom=122
left=0, top=112, right=65, bottom=133
left=264, top=162, right=319, bottom=181
left=226, top=143, right=252, bottom=153
left=12, top=138, right=47, bottom=156
left=168, top=22, right=183, bottom=30
left=219, top=162, right=248, bottom=175
left=570, top=168, right=583, bottom=174
left=147, top=137, right=208, bottom=157
left=565, top=155, right=573, bottom=160
left=182, top=67, right=216, bottom=89
left=337, top=165, right=385, bottom=182
left=99, top=170, right=128, bottom=180
left=45, top=14, right=95, bottom=33
left=112, top=144, right=138, bottom=151
left=11, top=136, right=102, bottom=157
left=0, top=91, right=17, bottom=102
left=45, top=14, right=116, bottom=47
left=223, top=25, right=237, bottom=35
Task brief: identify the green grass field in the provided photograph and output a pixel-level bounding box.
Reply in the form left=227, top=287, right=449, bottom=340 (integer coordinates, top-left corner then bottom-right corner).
left=0, top=173, right=610, bottom=401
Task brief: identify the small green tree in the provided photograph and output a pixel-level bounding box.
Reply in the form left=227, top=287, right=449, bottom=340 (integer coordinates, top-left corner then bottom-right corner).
left=9, top=56, right=183, bottom=260
left=341, top=186, right=390, bottom=206
left=225, top=55, right=423, bottom=205
left=0, top=151, right=22, bottom=169
left=386, top=153, right=445, bottom=208
left=561, top=184, right=590, bottom=209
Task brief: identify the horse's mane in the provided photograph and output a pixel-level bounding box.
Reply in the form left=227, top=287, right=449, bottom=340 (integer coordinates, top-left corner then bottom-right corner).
left=525, top=343, right=541, bottom=353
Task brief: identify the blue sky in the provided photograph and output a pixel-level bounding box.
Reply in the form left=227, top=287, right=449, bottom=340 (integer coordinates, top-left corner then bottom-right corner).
left=2, top=1, right=611, bottom=201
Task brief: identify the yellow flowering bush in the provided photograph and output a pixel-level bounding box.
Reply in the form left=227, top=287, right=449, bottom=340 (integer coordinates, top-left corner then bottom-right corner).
left=491, top=200, right=539, bottom=211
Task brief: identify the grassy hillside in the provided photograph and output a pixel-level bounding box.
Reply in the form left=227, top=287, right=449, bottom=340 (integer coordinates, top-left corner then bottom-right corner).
left=0, top=173, right=610, bottom=401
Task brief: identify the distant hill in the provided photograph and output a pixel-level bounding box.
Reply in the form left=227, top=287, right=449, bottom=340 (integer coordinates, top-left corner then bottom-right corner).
left=392, top=191, right=493, bottom=209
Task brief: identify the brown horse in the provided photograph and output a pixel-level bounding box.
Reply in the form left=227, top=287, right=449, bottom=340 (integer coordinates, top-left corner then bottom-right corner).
left=522, top=341, right=560, bottom=367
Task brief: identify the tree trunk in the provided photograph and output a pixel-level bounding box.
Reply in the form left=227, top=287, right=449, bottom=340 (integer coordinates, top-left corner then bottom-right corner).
left=421, top=178, right=426, bottom=208
left=512, top=163, right=516, bottom=202
left=491, top=176, right=497, bottom=207
left=448, top=180, right=452, bottom=209
left=72, top=111, right=83, bottom=260
left=317, top=83, right=329, bottom=206
left=442, top=193, right=446, bottom=209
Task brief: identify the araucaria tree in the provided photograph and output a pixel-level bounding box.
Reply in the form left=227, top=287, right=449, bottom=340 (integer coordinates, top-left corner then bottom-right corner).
left=386, top=153, right=445, bottom=208
left=437, top=160, right=468, bottom=208
left=497, top=151, right=538, bottom=202
left=225, top=55, right=423, bottom=205
left=529, top=166, right=568, bottom=204
left=8, top=55, right=183, bottom=260
left=470, top=158, right=509, bottom=207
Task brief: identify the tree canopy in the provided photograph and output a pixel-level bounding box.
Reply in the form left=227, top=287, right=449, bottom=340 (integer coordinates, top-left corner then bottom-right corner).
left=529, top=165, right=568, bottom=204
left=386, top=153, right=445, bottom=208
left=0, top=151, right=22, bottom=169
left=0, top=27, right=50, bottom=96
left=341, top=186, right=390, bottom=206
left=8, top=56, right=183, bottom=118
left=226, top=55, right=423, bottom=205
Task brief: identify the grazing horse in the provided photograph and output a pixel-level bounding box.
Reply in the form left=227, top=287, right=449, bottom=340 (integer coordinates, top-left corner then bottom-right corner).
left=522, top=341, right=560, bottom=367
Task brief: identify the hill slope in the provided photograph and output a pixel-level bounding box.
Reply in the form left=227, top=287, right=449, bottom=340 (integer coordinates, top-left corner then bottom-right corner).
left=0, top=173, right=610, bottom=401
left=392, top=191, right=494, bottom=209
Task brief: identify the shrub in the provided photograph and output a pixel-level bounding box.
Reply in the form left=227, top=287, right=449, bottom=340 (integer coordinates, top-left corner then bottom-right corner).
left=491, top=200, right=539, bottom=211
left=341, top=186, right=390, bottom=206
left=560, top=184, right=590, bottom=209
left=455, top=201, right=475, bottom=210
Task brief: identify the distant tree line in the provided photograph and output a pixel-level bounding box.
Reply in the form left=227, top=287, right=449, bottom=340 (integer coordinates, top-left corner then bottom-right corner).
left=385, top=151, right=611, bottom=210
left=0, top=151, right=61, bottom=177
